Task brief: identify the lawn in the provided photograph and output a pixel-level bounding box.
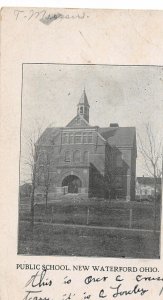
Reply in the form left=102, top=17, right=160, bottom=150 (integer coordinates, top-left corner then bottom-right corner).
left=18, top=221, right=160, bottom=258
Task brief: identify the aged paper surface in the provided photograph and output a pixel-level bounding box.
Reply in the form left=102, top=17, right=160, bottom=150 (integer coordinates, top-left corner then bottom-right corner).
left=0, top=7, right=163, bottom=300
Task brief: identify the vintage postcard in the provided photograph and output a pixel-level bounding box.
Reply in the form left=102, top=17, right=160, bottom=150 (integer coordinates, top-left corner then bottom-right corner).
left=0, top=7, right=163, bottom=300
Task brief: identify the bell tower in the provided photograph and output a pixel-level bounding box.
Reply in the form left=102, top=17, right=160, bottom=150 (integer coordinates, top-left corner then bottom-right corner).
left=77, top=89, right=90, bottom=123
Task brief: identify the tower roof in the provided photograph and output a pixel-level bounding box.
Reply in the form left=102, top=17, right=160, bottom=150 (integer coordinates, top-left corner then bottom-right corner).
left=78, top=89, right=90, bottom=107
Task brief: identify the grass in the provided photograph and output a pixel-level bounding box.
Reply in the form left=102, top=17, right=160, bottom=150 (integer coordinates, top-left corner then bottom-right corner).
left=18, top=222, right=160, bottom=258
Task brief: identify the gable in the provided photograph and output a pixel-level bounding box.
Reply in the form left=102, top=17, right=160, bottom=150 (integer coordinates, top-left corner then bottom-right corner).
left=66, top=114, right=90, bottom=128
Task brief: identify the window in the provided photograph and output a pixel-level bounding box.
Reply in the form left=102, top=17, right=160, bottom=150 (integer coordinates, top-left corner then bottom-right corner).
left=88, top=132, right=93, bottom=143
left=65, top=151, right=71, bottom=162
left=116, top=153, right=123, bottom=167
left=62, top=133, right=69, bottom=144
left=83, top=151, right=89, bottom=163
left=74, top=132, right=82, bottom=144
left=80, top=107, right=83, bottom=113
left=69, top=134, right=74, bottom=144
left=61, top=131, right=94, bottom=144
left=73, top=150, right=80, bottom=162
left=83, top=132, right=87, bottom=143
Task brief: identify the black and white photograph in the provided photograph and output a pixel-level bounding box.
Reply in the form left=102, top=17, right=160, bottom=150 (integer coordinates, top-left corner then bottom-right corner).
left=18, top=64, right=162, bottom=258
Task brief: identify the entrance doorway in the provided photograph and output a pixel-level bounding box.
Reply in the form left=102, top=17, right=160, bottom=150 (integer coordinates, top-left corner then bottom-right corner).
left=62, top=175, right=82, bottom=193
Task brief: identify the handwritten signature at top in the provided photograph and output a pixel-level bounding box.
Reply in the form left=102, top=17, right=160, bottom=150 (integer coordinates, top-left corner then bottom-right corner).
left=14, top=9, right=89, bottom=25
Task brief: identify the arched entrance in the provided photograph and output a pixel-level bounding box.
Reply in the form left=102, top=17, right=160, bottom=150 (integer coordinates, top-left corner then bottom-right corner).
left=62, top=175, right=82, bottom=193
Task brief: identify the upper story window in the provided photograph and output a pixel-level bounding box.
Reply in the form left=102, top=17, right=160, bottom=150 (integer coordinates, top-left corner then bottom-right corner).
left=62, top=133, right=69, bottom=144
left=62, top=131, right=93, bottom=144
left=88, top=132, right=93, bottom=143
left=83, top=132, right=87, bottom=143
left=73, top=150, right=80, bottom=162
left=80, top=107, right=83, bottom=113
left=69, top=133, right=74, bottom=144
left=74, top=132, right=82, bottom=144
left=116, top=152, right=123, bottom=167
left=65, top=151, right=71, bottom=162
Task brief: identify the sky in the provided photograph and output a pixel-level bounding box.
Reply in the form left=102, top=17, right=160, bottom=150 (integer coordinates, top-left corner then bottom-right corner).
left=20, top=64, right=163, bottom=182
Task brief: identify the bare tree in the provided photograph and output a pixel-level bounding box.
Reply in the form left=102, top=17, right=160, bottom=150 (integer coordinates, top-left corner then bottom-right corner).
left=40, top=149, right=52, bottom=209
left=23, top=126, right=43, bottom=233
left=21, top=120, right=55, bottom=231
left=138, top=123, right=162, bottom=231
